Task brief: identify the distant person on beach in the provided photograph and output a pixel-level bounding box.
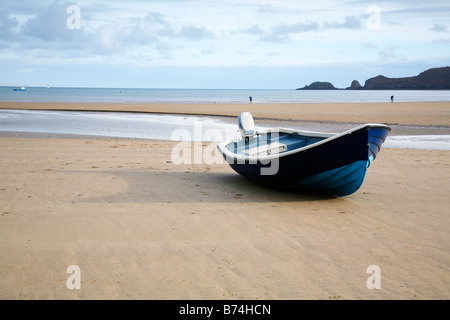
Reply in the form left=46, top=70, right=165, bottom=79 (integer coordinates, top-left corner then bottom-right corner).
left=249, top=96, right=253, bottom=103
left=391, top=95, right=394, bottom=102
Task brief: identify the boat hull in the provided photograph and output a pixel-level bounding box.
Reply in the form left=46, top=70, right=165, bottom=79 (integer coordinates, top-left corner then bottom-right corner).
left=219, top=125, right=390, bottom=196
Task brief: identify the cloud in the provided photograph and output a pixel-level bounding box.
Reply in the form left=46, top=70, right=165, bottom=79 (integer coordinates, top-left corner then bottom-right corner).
left=1, top=1, right=449, bottom=88
left=257, top=4, right=290, bottom=14
left=241, top=25, right=265, bottom=35
left=178, top=26, right=214, bottom=40
left=0, top=9, right=20, bottom=40
left=1, top=1, right=216, bottom=59
left=383, top=5, right=450, bottom=16
left=115, top=12, right=174, bottom=48
left=240, top=15, right=363, bottom=43
left=323, top=15, right=363, bottom=30
left=98, top=12, right=215, bottom=59
left=241, top=21, right=319, bottom=43
left=263, top=21, right=319, bottom=42
left=98, top=10, right=214, bottom=50
left=0, top=2, right=94, bottom=59
left=144, top=11, right=166, bottom=25
left=21, top=1, right=77, bottom=42
left=377, top=46, right=406, bottom=62
left=272, top=21, right=321, bottom=34
left=430, top=23, right=448, bottom=32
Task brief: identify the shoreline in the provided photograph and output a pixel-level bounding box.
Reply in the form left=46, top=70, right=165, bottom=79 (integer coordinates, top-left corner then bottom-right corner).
left=1, top=101, right=450, bottom=137
left=1, top=101, right=450, bottom=127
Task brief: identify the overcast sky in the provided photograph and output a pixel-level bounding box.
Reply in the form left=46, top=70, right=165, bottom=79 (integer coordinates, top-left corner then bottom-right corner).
left=1, top=0, right=449, bottom=88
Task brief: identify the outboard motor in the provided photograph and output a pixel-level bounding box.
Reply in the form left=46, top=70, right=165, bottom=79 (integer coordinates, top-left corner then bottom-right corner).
left=238, top=112, right=256, bottom=143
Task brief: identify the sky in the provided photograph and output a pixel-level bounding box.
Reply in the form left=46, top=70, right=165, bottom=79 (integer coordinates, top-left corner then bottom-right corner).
left=0, top=0, right=449, bottom=89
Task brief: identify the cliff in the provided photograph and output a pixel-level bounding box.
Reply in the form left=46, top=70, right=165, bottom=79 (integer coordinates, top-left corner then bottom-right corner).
left=356, top=67, right=450, bottom=90
left=297, top=67, right=450, bottom=90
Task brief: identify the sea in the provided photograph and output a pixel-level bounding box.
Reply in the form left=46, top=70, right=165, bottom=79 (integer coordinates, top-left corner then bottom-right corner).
left=2, top=86, right=450, bottom=103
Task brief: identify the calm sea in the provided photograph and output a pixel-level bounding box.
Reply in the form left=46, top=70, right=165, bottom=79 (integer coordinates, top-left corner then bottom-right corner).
left=1, top=86, right=450, bottom=103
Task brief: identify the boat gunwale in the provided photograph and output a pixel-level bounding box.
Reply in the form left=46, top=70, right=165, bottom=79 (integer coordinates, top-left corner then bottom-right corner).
left=217, top=123, right=391, bottom=162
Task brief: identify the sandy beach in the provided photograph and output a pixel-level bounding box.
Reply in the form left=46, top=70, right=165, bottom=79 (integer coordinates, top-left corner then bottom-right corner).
left=0, top=102, right=449, bottom=300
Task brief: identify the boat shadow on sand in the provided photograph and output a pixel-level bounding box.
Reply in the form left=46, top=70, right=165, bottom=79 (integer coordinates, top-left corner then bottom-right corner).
left=69, top=169, right=336, bottom=205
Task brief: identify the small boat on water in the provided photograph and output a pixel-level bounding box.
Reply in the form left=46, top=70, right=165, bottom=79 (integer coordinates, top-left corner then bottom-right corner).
left=217, top=112, right=390, bottom=197
left=13, top=86, right=26, bottom=91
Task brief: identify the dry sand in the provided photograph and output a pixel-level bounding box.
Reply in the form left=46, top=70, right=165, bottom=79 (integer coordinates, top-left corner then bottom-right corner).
left=0, top=102, right=449, bottom=300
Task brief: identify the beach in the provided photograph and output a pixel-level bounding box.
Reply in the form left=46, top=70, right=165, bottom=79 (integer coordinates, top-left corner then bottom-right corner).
left=0, top=102, right=449, bottom=299
left=2, top=101, right=450, bottom=126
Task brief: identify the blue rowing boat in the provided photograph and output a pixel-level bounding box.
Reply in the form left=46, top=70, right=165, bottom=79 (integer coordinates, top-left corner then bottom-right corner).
left=217, top=112, right=390, bottom=196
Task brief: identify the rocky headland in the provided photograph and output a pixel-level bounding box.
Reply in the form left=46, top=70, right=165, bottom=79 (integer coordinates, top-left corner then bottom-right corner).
left=297, top=66, right=450, bottom=90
